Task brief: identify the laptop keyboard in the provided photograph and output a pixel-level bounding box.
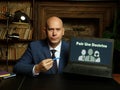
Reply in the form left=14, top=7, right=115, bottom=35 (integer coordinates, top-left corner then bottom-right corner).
left=64, top=64, right=112, bottom=78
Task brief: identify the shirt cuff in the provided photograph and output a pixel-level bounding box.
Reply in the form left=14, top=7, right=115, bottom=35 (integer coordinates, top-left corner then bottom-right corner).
left=32, top=65, right=39, bottom=76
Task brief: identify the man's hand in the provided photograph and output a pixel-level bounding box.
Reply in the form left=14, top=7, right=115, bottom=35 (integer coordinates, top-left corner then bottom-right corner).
left=34, top=59, right=53, bottom=73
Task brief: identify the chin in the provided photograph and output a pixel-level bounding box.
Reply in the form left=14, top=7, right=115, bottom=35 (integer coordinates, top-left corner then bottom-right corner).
left=52, top=41, right=59, bottom=44
left=51, top=40, right=60, bottom=44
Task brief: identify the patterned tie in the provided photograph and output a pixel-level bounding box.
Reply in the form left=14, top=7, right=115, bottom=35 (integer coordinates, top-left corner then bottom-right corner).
left=51, top=49, right=58, bottom=74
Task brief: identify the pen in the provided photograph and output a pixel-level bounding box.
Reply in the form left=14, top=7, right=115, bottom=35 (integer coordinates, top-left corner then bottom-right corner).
left=53, top=57, right=60, bottom=60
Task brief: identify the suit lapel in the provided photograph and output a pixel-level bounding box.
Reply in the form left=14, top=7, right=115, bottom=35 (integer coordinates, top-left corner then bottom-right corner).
left=41, top=40, right=55, bottom=74
left=42, top=40, right=51, bottom=58
left=43, top=46, right=51, bottom=58
left=41, top=40, right=68, bottom=74
left=58, top=41, right=66, bottom=73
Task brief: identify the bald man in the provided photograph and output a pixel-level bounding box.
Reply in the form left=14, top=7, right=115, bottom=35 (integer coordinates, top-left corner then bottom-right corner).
left=13, top=16, right=69, bottom=76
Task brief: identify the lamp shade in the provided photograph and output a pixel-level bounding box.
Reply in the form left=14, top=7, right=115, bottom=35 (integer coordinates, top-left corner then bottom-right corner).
left=12, top=10, right=30, bottom=23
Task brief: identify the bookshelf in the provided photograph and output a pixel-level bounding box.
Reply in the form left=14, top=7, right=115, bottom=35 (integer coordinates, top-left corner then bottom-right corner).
left=0, top=1, right=33, bottom=72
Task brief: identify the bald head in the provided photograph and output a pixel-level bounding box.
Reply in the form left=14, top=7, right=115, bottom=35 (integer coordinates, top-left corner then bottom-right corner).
left=45, top=16, right=65, bottom=48
left=46, top=16, right=63, bottom=28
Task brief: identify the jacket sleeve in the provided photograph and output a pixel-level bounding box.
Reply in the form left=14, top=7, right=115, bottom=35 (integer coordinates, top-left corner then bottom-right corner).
left=13, top=43, right=35, bottom=77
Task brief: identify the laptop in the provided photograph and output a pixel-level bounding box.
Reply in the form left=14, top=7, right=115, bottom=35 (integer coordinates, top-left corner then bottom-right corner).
left=63, top=37, right=114, bottom=78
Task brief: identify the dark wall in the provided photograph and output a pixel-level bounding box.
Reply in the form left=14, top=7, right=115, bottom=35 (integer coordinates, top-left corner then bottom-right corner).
left=37, top=0, right=119, bottom=2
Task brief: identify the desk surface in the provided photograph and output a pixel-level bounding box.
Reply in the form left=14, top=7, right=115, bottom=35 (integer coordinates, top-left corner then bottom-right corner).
left=113, top=74, right=120, bottom=84
left=0, top=74, right=120, bottom=90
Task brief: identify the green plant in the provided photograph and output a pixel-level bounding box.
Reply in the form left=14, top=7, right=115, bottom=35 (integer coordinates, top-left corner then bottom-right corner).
left=103, top=7, right=120, bottom=51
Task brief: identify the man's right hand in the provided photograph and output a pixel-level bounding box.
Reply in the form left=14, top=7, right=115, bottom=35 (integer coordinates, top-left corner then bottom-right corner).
left=34, top=59, right=53, bottom=73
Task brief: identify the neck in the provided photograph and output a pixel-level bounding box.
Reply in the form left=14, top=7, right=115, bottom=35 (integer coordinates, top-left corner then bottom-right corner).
left=48, top=41, right=61, bottom=48
left=49, top=42, right=59, bottom=48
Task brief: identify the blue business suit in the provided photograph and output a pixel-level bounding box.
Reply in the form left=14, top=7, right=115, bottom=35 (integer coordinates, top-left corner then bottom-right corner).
left=13, top=39, right=69, bottom=76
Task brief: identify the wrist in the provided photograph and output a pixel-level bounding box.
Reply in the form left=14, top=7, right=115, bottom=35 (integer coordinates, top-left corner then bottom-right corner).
left=35, top=64, right=41, bottom=73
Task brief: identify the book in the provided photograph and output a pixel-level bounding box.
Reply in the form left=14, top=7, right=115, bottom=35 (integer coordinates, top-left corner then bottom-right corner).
left=0, top=71, right=10, bottom=77
left=3, top=73, right=16, bottom=79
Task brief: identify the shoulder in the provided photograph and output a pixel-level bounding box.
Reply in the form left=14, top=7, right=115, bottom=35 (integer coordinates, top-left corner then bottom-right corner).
left=29, top=39, right=48, bottom=47
left=62, top=40, right=69, bottom=46
left=61, top=40, right=70, bottom=50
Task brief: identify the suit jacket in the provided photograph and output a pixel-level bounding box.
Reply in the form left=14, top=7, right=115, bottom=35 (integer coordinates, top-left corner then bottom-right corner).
left=13, top=39, right=69, bottom=76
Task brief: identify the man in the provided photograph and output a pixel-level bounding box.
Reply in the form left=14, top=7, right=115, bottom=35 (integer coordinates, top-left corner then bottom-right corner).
left=13, top=16, right=69, bottom=76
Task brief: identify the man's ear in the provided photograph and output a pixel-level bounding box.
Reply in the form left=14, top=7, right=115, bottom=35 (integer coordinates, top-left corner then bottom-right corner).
left=42, top=27, right=46, bottom=34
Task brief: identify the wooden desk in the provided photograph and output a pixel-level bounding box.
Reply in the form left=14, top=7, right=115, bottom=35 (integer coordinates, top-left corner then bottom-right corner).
left=0, top=74, right=120, bottom=90
left=113, top=74, right=120, bottom=84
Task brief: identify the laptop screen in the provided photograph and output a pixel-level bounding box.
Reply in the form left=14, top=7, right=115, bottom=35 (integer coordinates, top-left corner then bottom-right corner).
left=69, top=37, right=114, bottom=67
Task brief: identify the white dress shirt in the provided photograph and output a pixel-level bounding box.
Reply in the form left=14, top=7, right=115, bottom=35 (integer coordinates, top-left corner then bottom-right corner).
left=49, top=41, right=62, bottom=68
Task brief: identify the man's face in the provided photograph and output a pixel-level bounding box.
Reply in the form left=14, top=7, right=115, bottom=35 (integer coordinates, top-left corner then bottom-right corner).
left=46, top=18, right=64, bottom=47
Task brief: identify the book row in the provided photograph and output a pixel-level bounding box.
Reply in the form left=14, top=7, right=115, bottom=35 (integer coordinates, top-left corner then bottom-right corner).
left=0, top=24, right=33, bottom=40
left=0, top=44, right=28, bottom=60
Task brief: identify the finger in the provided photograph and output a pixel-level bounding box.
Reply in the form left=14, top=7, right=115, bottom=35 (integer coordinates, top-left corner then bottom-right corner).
left=42, top=61, right=53, bottom=71
left=45, top=60, right=53, bottom=66
left=45, top=59, right=53, bottom=63
left=40, top=59, right=52, bottom=64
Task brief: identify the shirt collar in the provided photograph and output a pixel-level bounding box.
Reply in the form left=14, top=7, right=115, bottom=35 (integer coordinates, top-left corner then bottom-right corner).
left=49, top=41, right=62, bottom=52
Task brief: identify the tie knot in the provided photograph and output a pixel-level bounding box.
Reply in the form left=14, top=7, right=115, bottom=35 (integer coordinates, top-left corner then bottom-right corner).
left=51, top=49, right=56, bottom=54
left=51, top=49, right=56, bottom=59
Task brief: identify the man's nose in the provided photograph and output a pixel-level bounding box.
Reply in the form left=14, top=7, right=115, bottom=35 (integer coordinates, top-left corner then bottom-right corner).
left=53, top=30, right=57, bottom=35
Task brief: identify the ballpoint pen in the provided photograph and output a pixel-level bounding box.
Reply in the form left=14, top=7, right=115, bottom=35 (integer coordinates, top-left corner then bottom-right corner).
left=53, top=57, right=60, bottom=60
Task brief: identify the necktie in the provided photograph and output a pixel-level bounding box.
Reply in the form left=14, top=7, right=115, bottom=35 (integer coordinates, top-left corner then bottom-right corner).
left=51, top=49, right=58, bottom=74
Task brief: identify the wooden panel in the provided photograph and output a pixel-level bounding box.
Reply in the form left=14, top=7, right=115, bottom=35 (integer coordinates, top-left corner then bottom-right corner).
left=35, top=2, right=116, bottom=40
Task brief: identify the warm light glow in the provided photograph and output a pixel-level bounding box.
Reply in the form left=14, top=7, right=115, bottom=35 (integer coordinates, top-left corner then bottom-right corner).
left=20, top=15, right=25, bottom=21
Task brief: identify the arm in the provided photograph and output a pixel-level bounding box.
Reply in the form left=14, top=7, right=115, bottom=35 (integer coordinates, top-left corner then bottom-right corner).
left=14, top=47, right=53, bottom=76
left=13, top=43, right=36, bottom=76
left=34, top=59, right=53, bottom=74
left=13, top=40, right=52, bottom=76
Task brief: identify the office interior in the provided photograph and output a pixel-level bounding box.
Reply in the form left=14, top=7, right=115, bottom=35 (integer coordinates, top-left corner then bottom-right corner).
left=0, top=0, right=120, bottom=86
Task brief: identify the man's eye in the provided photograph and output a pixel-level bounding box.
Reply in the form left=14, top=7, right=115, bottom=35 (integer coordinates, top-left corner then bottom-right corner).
left=48, top=28, right=53, bottom=31
left=56, top=28, right=60, bottom=31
